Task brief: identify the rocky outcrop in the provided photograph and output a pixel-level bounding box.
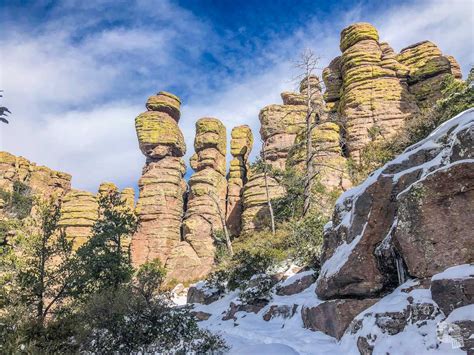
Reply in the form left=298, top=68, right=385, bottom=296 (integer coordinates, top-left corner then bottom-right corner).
left=430, top=265, right=474, bottom=317
left=302, top=298, right=379, bottom=339
left=0, top=151, right=71, bottom=198
left=259, top=93, right=307, bottom=171
left=97, top=182, right=118, bottom=197
left=131, top=92, right=187, bottom=269
left=340, top=281, right=446, bottom=354
left=178, top=118, right=228, bottom=280
left=316, top=109, right=474, bottom=300
left=397, top=41, right=462, bottom=109
left=226, top=125, right=253, bottom=236
left=120, top=187, right=135, bottom=211
left=241, top=85, right=308, bottom=233
left=394, top=162, right=474, bottom=278
left=328, top=22, right=420, bottom=160
left=58, top=190, right=98, bottom=249
left=323, top=23, right=463, bottom=162
left=241, top=172, right=285, bottom=233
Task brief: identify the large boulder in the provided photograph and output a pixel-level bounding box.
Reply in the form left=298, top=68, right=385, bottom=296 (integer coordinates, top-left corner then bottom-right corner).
left=316, top=109, right=474, bottom=300
left=302, top=298, right=379, bottom=339
left=397, top=41, right=462, bottom=109
left=394, top=162, right=474, bottom=278
left=430, top=264, right=474, bottom=316
left=339, top=281, right=448, bottom=354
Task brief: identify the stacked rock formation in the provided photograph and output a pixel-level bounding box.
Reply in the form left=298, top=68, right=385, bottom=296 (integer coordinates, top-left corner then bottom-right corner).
left=0, top=151, right=71, bottom=198
left=58, top=190, right=98, bottom=249
left=328, top=22, right=420, bottom=159
left=131, top=92, right=187, bottom=268
left=259, top=92, right=307, bottom=170
left=241, top=88, right=310, bottom=233
left=226, top=125, right=253, bottom=236
left=323, top=23, right=462, bottom=161
left=397, top=41, right=463, bottom=109
left=120, top=187, right=135, bottom=211
left=180, top=118, right=228, bottom=278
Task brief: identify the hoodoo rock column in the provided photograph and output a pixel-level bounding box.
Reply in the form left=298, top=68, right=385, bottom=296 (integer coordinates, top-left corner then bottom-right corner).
left=131, top=92, right=187, bottom=268
left=180, top=118, right=228, bottom=277
left=226, top=125, right=253, bottom=236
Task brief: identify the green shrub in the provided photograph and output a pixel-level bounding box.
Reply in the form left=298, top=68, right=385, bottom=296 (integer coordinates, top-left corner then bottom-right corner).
left=285, top=213, right=327, bottom=268
left=0, top=181, right=33, bottom=220
left=76, top=260, right=228, bottom=354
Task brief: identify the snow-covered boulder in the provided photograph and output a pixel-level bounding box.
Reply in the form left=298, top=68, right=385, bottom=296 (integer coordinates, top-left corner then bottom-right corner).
left=301, top=298, right=379, bottom=339
left=317, top=109, right=474, bottom=299
left=431, top=264, right=474, bottom=316
left=339, top=281, right=453, bottom=354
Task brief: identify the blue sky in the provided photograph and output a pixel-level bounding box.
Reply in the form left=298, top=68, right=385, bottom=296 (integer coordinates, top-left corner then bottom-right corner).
left=1, top=0, right=473, bottom=192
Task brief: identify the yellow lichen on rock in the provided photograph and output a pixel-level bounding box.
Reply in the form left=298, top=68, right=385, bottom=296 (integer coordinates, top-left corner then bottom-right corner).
left=227, top=125, right=253, bottom=236
left=135, top=111, right=186, bottom=159
left=146, top=91, right=181, bottom=121
left=340, top=22, right=379, bottom=52
left=58, top=190, right=98, bottom=249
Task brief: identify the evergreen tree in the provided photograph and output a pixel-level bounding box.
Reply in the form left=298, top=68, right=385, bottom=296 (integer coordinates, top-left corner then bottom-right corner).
left=73, top=190, right=138, bottom=298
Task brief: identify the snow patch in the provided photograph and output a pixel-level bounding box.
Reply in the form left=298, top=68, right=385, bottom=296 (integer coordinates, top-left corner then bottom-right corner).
left=431, top=264, right=474, bottom=281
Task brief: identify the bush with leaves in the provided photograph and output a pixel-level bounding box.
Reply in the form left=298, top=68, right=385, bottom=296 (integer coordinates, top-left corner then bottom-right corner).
left=0, top=181, right=33, bottom=220
left=0, top=198, right=79, bottom=354
left=77, top=260, right=228, bottom=354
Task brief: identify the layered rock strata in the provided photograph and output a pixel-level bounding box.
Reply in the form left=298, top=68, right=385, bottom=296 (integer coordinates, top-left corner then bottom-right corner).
left=131, top=92, right=187, bottom=268
left=0, top=151, right=71, bottom=198
left=178, top=118, right=228, bottom=280
left=334, top=23, right=420, bottom=159
left=226, top=125, right=253, bottom=236
left=241, top=86, right=308, bottom=232
left=58, top=190, right=98, bottom=249
left=397, top=40, right=462, bottom=109
left=323, top=23, right=462, bottom=161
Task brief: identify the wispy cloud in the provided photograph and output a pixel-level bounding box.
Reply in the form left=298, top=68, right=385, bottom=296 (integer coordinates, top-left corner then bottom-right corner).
left=0, top=0, right=472, bottom=192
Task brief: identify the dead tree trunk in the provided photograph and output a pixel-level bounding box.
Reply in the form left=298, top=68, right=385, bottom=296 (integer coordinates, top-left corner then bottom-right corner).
left=209, top=192, right=233, bottom=256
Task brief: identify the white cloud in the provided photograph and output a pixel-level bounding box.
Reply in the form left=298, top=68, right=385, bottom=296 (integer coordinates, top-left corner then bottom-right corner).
left=0, top=0, right=472, bottom=194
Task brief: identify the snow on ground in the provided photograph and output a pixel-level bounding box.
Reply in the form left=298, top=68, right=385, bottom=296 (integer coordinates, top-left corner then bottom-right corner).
left=337, top=280, right=466, bottom=355
left=431, top=264, right=474, bottom=281
left=191, top=282, right=338, bottom=354
left=186, top=273, right=472, bottom=354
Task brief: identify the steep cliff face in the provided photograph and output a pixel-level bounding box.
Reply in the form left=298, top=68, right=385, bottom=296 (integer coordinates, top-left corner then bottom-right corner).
left=131, top=92, right=188, bottom=268
left=316, top=108, right=474, bottom=300
left=226, top=125, right=253, bottom=236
